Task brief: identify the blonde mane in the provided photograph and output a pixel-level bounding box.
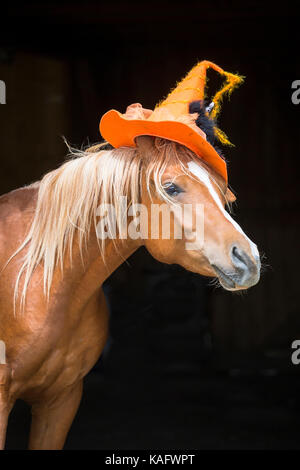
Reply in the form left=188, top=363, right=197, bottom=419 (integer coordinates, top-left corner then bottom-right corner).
left=11, top=139, right=202, bottom=310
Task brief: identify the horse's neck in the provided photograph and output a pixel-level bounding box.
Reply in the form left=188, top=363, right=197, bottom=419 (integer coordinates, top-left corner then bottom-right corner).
left=68, top=230, right=142, bottom=301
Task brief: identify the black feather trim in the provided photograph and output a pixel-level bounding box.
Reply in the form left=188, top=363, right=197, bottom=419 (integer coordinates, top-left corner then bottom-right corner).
left=189, top=100, right=225, bottom=160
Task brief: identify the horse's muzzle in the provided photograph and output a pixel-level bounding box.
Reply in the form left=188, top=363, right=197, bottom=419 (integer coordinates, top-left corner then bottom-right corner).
left=212, top=245, right=261, bottom=290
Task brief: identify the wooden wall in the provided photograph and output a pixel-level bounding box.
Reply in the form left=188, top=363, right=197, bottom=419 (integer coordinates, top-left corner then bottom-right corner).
left=1, top=2, right=299, bottom=365
left=0, top=52, right=72, bottom=193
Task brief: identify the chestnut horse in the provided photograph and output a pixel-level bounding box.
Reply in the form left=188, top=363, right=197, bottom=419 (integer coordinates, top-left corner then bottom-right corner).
left=0, top=136, right=260, bottom=449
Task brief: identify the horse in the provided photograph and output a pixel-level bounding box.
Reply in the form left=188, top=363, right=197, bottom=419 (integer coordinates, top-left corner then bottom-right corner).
left=0, top=135, right=261, bottom=449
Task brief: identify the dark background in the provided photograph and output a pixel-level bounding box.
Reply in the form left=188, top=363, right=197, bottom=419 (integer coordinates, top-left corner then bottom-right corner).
left=1, top=1, right=300, bottom=449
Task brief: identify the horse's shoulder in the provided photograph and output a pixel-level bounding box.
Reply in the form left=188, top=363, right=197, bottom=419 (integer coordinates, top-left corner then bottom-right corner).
left=0, top=183, right=39, bottom=214
left=0, top=183, right=40, bottom=230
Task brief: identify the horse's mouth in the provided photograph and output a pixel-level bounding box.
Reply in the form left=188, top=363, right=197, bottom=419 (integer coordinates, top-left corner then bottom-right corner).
left=211, top=264, right=236, bottom=290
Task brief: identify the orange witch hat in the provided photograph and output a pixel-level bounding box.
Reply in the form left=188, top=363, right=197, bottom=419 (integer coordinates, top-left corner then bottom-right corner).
left=99, top=60, right=244, bottom=183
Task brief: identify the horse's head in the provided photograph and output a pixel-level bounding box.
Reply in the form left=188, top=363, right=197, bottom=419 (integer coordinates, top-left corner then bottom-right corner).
left=138, top=136, right=260, bottom=291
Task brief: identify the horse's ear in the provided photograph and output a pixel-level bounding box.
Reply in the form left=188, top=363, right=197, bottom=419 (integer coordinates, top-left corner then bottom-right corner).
left=135, top=135, right=155, bottom=159
left=226, top=188, right=236, bottom=203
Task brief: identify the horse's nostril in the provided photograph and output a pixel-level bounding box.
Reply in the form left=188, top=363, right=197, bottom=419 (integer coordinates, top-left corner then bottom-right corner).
left=229, top=245, right=260, bottom=288
left=231, top=245, right=250, bottom=270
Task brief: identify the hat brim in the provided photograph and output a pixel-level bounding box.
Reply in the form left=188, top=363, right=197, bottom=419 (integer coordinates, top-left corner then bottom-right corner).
left=99, top=109, right=227, bottom=182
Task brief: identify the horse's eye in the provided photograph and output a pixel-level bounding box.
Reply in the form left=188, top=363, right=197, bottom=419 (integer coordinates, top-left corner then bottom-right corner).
left=163, top=183, right=183, bottom=197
